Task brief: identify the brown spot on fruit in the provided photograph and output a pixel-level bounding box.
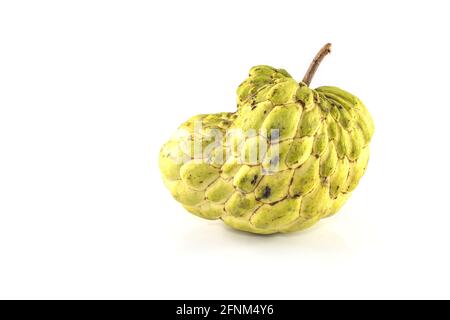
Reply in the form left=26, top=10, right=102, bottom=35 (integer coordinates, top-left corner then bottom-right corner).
left=262, top=186, right=271, bottom=198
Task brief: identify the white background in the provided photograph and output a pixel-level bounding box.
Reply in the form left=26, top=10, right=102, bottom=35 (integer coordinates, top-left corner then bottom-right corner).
left=0, top=0, right=449, bottom=299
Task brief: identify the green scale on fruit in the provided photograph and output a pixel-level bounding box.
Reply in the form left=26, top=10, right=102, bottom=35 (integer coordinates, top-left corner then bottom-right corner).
left=159, top=43, right=374, bottom=234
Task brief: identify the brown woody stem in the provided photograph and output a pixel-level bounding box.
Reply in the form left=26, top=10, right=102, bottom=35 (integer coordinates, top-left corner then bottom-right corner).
left=302, top=43, right=332, bottom=86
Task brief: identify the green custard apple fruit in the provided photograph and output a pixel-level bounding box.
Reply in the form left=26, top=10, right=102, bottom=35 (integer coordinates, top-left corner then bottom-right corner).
left=159, top=43, right=374, bottom=234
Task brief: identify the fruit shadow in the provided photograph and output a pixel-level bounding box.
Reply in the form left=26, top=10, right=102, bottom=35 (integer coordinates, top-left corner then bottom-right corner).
left=177, top=217, right=352, bottom=254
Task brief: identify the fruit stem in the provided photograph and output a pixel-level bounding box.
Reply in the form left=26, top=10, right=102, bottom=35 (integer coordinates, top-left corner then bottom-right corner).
left=302, top=43, right=332, bottom=86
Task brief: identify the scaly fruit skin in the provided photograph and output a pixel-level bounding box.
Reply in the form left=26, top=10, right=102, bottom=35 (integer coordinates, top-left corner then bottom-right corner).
left=159, top=65, right=374, bottom=234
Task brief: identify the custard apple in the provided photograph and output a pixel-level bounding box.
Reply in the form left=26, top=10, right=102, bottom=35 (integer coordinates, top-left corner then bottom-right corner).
left=159, top=44, right=374, bottom=234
